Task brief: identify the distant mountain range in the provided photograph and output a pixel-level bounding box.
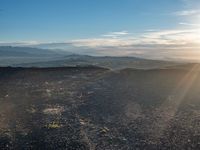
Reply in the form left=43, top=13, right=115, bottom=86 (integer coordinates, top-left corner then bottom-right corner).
left=0, top=46, right=73, bottom=66
left=0, top=46, right=181, bottom=69
left=0, top=46, right=73, bottom=57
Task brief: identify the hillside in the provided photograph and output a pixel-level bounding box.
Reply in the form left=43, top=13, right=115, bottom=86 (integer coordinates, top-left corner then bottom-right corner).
left=0, top=64, right=200, bottom=149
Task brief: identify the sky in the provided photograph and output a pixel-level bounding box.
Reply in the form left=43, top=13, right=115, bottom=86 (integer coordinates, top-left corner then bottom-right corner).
left=1, top=0, right=200, bottom=60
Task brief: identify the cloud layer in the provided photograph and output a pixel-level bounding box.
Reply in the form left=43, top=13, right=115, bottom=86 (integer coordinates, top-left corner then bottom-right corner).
left=1, top=28, right=200, bottom=61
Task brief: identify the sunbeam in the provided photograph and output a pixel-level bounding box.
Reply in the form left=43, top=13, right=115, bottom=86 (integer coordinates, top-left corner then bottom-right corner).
left=152, top=64, right=200, bottom=140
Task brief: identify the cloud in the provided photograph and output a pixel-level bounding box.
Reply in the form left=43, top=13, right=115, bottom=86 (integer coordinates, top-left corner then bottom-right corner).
left=0, top=41, right=40, bottom=46
left=71, top=38, right=134, bottom=48
left=180, top=0, right=200, bottom=8
left=1, top=29, right=200, bottom=61
left=1, top=29, right=200, bottom=49
left=102, top=31, right=129, bottom=38
left=64, top=29, right=200, bottom=60
left=179, top=22, right=200, bottom=27
left=145, top=29, right=161, bottom=32
left=174, top=10, right=200, bottom=16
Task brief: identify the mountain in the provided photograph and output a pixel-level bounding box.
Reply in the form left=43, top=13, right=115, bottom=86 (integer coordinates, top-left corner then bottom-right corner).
left=0, top=46, right=181, bottom=69
left=14, top=55, right=180, bottom=70
left=0, top=46, right=73, bottom=66
left=0, top=46, right=73, bottom=57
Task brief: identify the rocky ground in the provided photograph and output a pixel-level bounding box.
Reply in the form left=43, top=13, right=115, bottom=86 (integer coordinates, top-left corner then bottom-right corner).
left=0, top=65, right=200, bottom=150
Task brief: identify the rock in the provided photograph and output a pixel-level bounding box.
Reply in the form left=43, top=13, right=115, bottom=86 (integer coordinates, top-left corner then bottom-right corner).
left=79, top=119, right=86, bottom=125
left=100, top=127, right=110, bottom=134
left=100, top=129, right=107, bottom=134
left=103, top=127, right=110, bottom=132
left=122, top=137, right=127, bottom=141
left=87, top=91, right=94, bottom=95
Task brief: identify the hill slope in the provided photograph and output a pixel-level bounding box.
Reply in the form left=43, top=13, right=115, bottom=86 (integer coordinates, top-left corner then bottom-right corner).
left=0, top=64, right=200, bottom=149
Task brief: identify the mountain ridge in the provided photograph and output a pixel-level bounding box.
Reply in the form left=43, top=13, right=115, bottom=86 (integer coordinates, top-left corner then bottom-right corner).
left=0, top=46, right=181, bottom=69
